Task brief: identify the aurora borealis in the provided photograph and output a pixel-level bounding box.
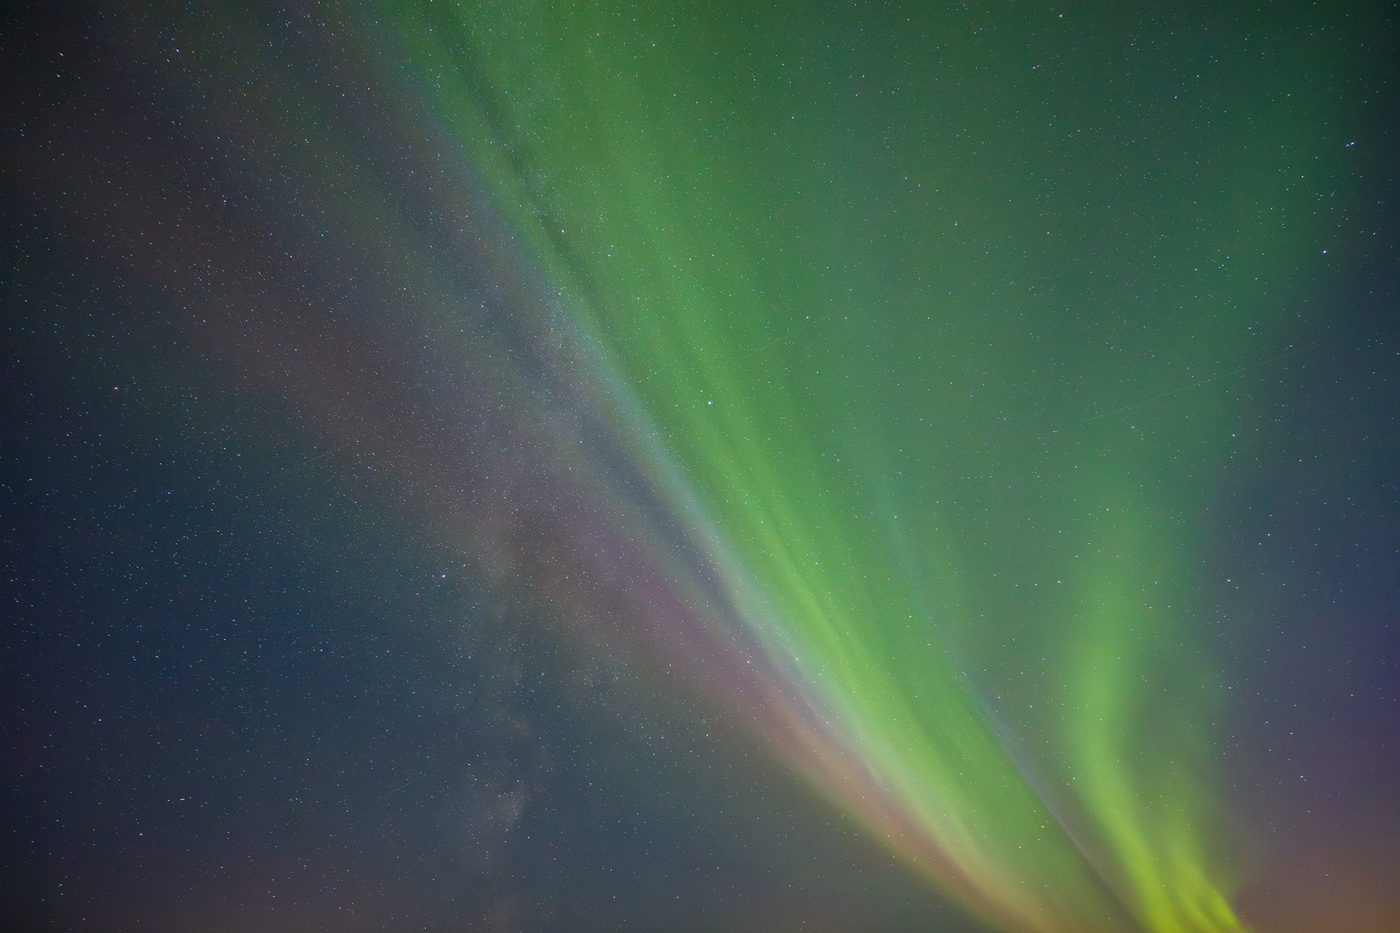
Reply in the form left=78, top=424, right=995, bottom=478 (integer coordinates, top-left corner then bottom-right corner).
left=4, top=2, right=1397, bottom=931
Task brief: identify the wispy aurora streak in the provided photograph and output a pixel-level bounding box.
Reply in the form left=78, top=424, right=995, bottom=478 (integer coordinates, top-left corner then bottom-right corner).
left=102, top=1, right=1345, bottom=930
left=371, top=2, right=1338, bottom=930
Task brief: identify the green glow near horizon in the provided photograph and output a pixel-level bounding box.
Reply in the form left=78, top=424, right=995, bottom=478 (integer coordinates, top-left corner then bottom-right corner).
left=380, top=2, right=1338, bottom=929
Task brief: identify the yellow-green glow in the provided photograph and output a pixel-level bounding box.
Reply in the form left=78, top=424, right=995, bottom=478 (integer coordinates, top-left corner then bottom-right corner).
left=365, top=2, right=1344, bottom=929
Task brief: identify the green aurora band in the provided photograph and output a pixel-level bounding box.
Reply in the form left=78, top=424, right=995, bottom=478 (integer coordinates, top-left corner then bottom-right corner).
left=362, top=3, right=1343, bottom=931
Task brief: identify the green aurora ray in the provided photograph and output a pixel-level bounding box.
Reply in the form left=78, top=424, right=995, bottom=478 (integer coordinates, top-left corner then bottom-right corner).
left=364, top=3, right=1347, bottom=931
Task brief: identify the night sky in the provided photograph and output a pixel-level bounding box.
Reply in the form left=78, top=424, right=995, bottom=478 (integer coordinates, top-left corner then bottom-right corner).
left=3, top=2, right=1398, bottom=932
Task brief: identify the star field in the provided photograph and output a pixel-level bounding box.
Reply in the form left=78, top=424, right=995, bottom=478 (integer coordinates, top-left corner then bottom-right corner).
left=3, top=2, right=1398, bottom=931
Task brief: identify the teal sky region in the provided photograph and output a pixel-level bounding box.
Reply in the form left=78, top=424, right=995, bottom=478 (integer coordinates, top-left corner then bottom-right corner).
left=4, top=2, right=1397, bottom=932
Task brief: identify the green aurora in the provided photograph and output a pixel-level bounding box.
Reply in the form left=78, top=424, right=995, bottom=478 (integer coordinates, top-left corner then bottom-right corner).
left=368, top=2, right=1346, bottom=930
